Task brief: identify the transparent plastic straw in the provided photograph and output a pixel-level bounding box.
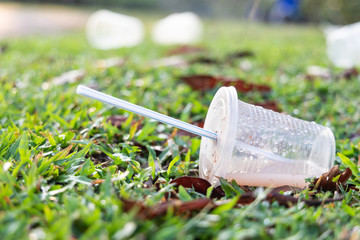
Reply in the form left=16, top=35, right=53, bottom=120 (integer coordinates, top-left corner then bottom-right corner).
left=77, top=85, right=293, bottom=163
left=77, top=85, right=217, bottom=141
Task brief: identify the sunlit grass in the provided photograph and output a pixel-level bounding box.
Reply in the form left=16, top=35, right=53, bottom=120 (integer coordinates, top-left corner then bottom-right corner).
left=0, top=18, right=360, bottom=239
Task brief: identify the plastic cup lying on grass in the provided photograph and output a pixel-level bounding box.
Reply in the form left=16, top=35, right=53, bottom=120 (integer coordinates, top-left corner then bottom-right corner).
left=199, top=87, right=335, bottom=187
left=77, top=85, right=335, bottom=187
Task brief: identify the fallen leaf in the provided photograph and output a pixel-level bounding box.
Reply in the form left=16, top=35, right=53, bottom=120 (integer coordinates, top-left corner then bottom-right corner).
left=338, top=168, right=353, bottom=185
left=190, top=56, right=220, bottom=65
left=122, top=169, right=348, bottom=220
left=226, top=50, right=255, bottom=62
left=121, top=197, right=213, bottom=219
left=171, top=176, right=224, bottom=199
left=265, top=191, right=342, bottom=207
left=122, top=166, right=352, bottom=220
left=214, top=186, right=225, bottom=196
left=167, top=45, right=205, bottom=56
left=310, top=165, right=352, bottom=192
left=124, top=187, right=342, bottom=219
left=338, top=67, right=359, bottom=80
left=180, top=75, right=217, bottom=91
left=152, top=198, right=212, bottom=217
left=235, top=188, right=342, bottom=207
left=254, top=101, right=281, bottom=112
left=180, top=74, right=271, bottom=93
left=219, top=76, right=271, bottom=93
left=121, top=198, right=149, bottom=219
left=107, top=115, right=128, bottom=128
left=171, top=175, right=343, bottom=208
left=348, top=185, right=360, bottom=192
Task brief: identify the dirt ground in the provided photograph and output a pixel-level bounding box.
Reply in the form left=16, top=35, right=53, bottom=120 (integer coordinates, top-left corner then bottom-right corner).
left=0, top=3, right=90, bottom=39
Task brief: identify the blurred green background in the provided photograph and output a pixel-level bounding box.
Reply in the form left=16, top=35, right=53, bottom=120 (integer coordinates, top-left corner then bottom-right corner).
left=5, top=0, right=360, bottom=24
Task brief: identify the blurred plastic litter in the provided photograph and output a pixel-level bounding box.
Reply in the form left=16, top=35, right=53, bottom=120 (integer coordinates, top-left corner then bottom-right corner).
left=51, top=69, right=85, bottom=86
left=95, top=57, right=125, bottom=70
left=152, top=12, right=203, bottom=45
left=307, top=65, right=331, bottom=79
left=326, top=22, right=360, bottom=68
left=86, top=10, right=144, bottom=50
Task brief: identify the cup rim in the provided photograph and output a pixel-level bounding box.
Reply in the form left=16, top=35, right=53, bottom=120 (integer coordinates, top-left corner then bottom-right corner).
left=199, top=86, right=238, bottom=186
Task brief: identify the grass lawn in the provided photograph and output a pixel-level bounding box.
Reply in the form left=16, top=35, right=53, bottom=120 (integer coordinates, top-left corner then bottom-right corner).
left=1, top=16, right=360, bottom=239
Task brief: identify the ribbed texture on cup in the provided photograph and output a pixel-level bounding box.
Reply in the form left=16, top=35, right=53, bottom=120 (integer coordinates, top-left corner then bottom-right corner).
left=229, top=101, right=332, bottom=176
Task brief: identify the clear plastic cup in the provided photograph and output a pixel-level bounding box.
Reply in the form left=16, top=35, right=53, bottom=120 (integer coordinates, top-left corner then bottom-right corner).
left=199, top=86, right=335, bottom=187
left=86, top=10, right=144, bottom=50
left=326, top=22, right=360, bottom=68
left=152, top=12, right=203, bottom=45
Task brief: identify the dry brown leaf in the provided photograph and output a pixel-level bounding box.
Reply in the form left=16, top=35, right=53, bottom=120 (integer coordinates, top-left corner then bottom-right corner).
left=171, top=176, right=224, bottom=199
left=220, top=76, right=272, bottom=93
left=107, top=115, right=128, bottom=128
left=310, top=165, right=352, bottom=192
left=235, top=189, right=342, bottom=207
left=254, top=101, right=281, bottom=112
left=226, top=50, right=255, bottom=62
left=152, top=199, right=212, bottom=217
left=121, top=198, right=213, bottom=220
left=167, top=45, right=205, bottom=56
left=338, top=67, right=359, bottom=80
left=121, top=167, right=352, bottom=220
left=265, top=191, right=342, bottom=207
left=190, top=56, right=220, bottom=65
left=180, top=74, right=271, bottom=93
left=180, top=75, right=217, bottom=91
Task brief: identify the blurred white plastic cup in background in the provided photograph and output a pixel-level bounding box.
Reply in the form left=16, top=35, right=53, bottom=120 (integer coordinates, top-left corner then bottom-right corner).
left=199, top=87, right=335, bottom=187
left=86, top=10, right=144, bottom=50
left=326, top=21, right=360, bottom=68
left=152, top=12, right=203, bottom=45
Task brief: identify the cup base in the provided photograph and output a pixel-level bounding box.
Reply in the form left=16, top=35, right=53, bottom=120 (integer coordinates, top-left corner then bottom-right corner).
left=225, top=172, right=315, bottom=188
